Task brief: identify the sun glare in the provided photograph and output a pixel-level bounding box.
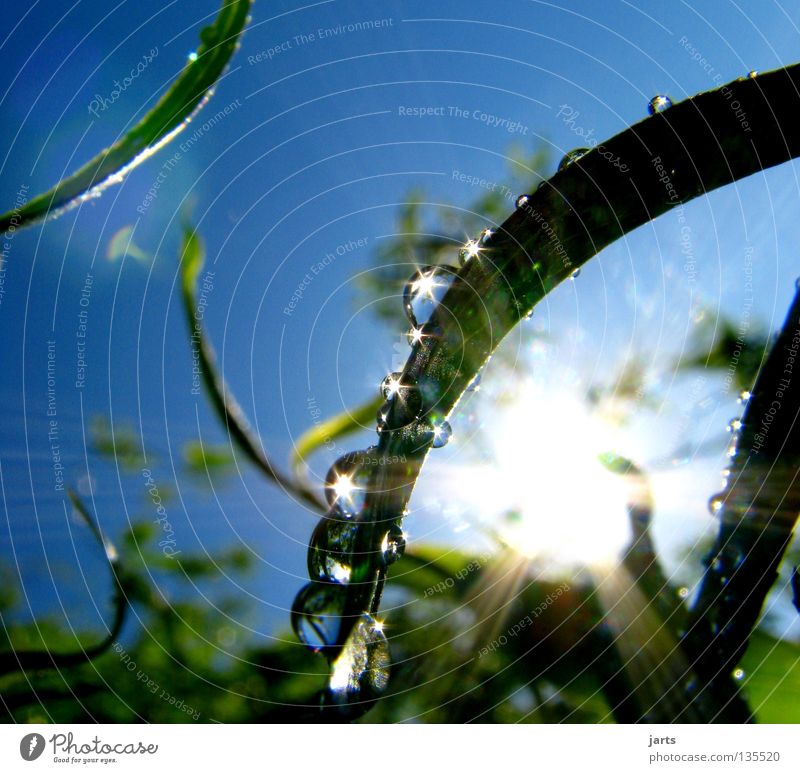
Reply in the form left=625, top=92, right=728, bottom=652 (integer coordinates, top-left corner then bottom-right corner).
left=451, top=382, right=633, bottom=574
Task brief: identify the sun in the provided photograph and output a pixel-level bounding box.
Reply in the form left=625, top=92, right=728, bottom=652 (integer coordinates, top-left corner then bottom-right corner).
left=441, top=380, right=633, bottom=574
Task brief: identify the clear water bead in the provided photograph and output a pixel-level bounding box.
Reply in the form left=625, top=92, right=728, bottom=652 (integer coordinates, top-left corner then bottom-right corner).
left=403, top=265, right=457, bottom=328
left=376, top=377, right=422, bottom=434
left=430, top=418, right=452, bottom=448
left=727, top=418, right=743, bottom=433
left=381, top=525, right=406, bottom=566
left=308, top=513, right=359, bottom=584
left=648, top=95, right=673, bottom=115
left=325, top=451, right=370, bottom=516
left=738, top=390, right=752, bottom=404
left=458, top=239, right=481, bottom=266
left=570, top=267, right=581, bottom=280
left=380, top=372, right=403, bottom=400
left=291, top=581, right=348, bottom=654
left=376, top=400, right=391, bottom=435
left=325, top=613, right=390, bottom=715
left=558, top=148, right=589, bottom=171
left=407, top=326, right=425, bottom=346
left=515, top=194, right=530, bottom=210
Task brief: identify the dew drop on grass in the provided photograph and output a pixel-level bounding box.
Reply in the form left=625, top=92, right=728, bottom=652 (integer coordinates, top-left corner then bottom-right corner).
left=708, top=494, right=724, bottom=515
left=402, top=265, right=457, bottom=327
left=308, top=513, right=359, bottom=584
left=747, top=70, right=758, bottom=79
left=381, top=525, right=406, bottom=566
left=733, top=668, right=745, bottom=680
left=458, top=239, right=481, bottom=265
left=380, top=372, right=403, bottom=400
left=558, top=147, right=589, bottom=171
left=376, top=377, right=422, bottom=434
left=570, top=267, right=581, bottom=280
left=325, top=451, right=370, bottom=516
left=406, top=326, right=425, bottom=347
left=430, top=418, right=452, bottom=448
left=727, top=418, right=743, bottom=433
left=376, top=400, right=391, bottom=435
left=291, top=581, right=348, bottom=653
left=648, top=95, right=673, bottom=115
left=325, top=614, right=390, bottom=714
left=738, top=390, right=752, bottom=404
left=515, top=194, right=530, bottom=209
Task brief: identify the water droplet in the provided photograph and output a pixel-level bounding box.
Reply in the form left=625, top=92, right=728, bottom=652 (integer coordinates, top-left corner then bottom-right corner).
left=325, top=451, right=370, bottom=515
left=381, top=525, right=406, bottom=566
left=515, top=194, right=530, bottom=210
left=376, top=400, right=391, bottom=435
left=708, top=495, right=724, bottom=515
left=458, top=239, right=481, bottom=265
left=375, top=376, right=422, bottom=433
left=188, top=51, right=198, bottom=62
left=380, top=372, right=404, bottom=400
left=480, top=228, right=494, bottom=245
left=648, top=95, right=673, bottom=115
left=308, top=513, right=359, bottom=583
left=678, top=586, right=689, bottom=599
left=325, top=614, right=390, bottom=715
left=403, top=265, right=456, bottom=327
left=524, top=308, right=534, bottom=320
left=747, top=70, right=758, bottom=79
left=570, top=267, right=581, bottom=280
left=430, top=418, right=452, bottom=448
left=558, top=148, right=589, bottom=171
left=733, top=667, right=745, bottom=680
left=291, top=581, right=349, bottom=653
left=727, top=418, right=743, bottom=433
left=407, top=327, right=425, bottom=346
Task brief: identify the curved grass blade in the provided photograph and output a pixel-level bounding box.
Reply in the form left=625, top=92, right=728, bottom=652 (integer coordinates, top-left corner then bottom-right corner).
left=303, top=64, right=800, bottom=719
left=0, top=0, right=252, bottom=232
left=290, top=395, right=383, bottom=479
left=179, top=225, right=326, bottom=513
left=681, top=285, right=800, bottom=721
left=0, top=491, right=127, bottom=676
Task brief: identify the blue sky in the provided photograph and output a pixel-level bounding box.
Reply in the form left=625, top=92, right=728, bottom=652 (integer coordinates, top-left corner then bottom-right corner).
left=1, top=0, right=800, bottom=648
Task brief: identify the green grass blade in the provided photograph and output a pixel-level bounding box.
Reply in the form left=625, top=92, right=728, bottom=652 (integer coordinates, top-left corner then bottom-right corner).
left=0, top=0, right=252, bottom=232
left=0, top=491, right=127, bottom=676
left=179, top=224, right=326, bottom=513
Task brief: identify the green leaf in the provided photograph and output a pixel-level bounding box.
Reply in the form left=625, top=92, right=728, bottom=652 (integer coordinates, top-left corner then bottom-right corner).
left=0, top=0, right=252, bottom=232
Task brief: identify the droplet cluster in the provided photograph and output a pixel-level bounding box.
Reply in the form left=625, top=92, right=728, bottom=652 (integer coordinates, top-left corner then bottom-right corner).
left=292, top=256, right=472, bottom=715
